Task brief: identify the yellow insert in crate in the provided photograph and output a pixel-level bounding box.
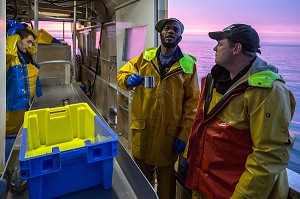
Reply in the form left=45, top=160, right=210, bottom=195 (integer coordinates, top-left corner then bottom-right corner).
left=23, top=103, right=96, bottom=158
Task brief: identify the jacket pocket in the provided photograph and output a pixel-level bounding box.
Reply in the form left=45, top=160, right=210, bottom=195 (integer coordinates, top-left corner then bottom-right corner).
left=131, top=119, right=146, bottom=130
left=166, top=124, right=180, bottom=137
left=131, top=119, right=146, bottom=158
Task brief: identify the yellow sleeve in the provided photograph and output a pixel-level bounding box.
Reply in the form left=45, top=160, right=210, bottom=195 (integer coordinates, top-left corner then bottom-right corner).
left=117, top=54, right=142, bottom=91
left=231, top=81, right=296, bottom=199
left=6, top=35, right=20, bottom=71
left=177, top=64, right=200, bottom=143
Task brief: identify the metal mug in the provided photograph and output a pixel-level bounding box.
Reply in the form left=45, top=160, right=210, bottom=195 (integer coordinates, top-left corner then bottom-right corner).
left=144, top=76, right=155, bottom=88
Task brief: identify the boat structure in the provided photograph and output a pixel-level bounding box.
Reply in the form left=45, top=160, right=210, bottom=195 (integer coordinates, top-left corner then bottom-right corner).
left=0, top=0, right=299, bottom=198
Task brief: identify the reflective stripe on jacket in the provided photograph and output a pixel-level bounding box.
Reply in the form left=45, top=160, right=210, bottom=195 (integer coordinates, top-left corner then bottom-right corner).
left=117, top=47, right=200, bottom=166
left=186, top=57, right=296, bottom=199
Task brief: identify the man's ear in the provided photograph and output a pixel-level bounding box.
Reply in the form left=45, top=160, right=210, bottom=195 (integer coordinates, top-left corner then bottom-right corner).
left=233, top=43, right=242, bottom=55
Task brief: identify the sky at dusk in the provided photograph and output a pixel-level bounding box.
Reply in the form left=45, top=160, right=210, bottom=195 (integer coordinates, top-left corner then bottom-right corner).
left=168, top=0, right=300, bottom=45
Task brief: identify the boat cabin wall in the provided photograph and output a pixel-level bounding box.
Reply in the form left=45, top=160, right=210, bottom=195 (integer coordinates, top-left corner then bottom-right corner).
left=77, top=23, right=118, bottom=125
left=77, top=0, right=166, bottom=150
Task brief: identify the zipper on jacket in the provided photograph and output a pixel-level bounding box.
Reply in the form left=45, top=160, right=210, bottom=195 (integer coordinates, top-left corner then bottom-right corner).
left=18, top=52, right=30, bottom=99
left=151, top=60, right=184, bottom=81
left=151, top=60, right=162, bottom=77
left=163, top=67, right=183, bottom=80
left=21, top=63, right=29, bottom=99
left=203, top=82, right=248, bottom=123
left=203, top=74, right=214, bottom=118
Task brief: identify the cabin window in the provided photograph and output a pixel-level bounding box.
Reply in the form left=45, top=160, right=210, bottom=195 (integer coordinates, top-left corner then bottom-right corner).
left=36, top=21, right=74, bottom=46
left=95, top=29, right=101, bottom=49
left=122, top=25, right=147, bottom=61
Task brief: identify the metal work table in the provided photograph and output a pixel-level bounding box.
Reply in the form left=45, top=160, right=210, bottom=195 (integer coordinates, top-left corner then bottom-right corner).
left=4, top=83, right=158, bottom=199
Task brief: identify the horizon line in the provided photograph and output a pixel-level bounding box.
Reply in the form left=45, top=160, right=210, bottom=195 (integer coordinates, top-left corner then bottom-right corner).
left=182, top=32, right=300, bottom=46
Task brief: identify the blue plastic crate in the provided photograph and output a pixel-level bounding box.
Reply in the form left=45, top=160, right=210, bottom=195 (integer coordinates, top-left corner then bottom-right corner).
left=19, top=115, right=118, bottom=199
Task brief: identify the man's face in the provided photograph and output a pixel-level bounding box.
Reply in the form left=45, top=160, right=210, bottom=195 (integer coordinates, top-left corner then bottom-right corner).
left=160, top=21, right=182, bottom=48
left=213, top=39, right=235, bottom=69
left=17, top=35, right=34, bottom=53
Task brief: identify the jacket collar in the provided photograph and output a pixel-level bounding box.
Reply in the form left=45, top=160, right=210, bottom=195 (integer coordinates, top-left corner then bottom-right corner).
left=210, top=56, right=282, bottom=94
left=157, top=46, right=184, bottom=63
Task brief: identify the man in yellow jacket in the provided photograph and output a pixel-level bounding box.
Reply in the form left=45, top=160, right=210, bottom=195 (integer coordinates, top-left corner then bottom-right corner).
left=6, top=21, right=42, bottom=160
left=117, top=18, right=199, bottom=199
left=185, top=24, right=296, bottom=199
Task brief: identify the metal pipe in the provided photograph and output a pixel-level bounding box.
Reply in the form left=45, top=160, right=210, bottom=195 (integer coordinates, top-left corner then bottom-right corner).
left=6, top=14, right=99, bottom=23
left=34, top=0, right=39, bottom=59
left=72, top=1, right=77, bottom=83
left=63, top=21, right=65, bottom=41
left=86, top=2, right=88, bottom=19
left=38, top=60, right=76, bottom=84
left=154, top=0, right=158, bottom=47
left=27, top=0, right=32, bottom=19
left=155, top=0, right=167, bottom=47
left=115, top=0, right=140, bottom=10
left=0, top=0, right=6, bottom=171
left=118, top=104, right=129, bottom=112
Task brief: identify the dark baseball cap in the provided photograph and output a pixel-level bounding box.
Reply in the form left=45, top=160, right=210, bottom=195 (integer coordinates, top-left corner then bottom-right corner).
left=209, top=24, right=261, bottom=54
left=155, top=18, right=184, bottom=33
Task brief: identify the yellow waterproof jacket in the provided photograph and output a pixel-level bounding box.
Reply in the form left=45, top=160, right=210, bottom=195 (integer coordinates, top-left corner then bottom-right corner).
left=185, top=57, right=296, bottom=199
left=6, top=29, right=41, bottom=134
left=117, top=47, right=200, bottom=166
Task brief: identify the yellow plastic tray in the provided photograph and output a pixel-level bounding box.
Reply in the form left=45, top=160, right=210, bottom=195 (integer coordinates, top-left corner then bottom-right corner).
left=23, top=103, right=96, bottom=158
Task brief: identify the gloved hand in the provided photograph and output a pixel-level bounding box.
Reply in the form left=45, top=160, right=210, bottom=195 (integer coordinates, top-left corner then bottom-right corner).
left=183, top=158, right=188, bottom=172
left=173, top=137, right=186, bottom=153
left=6, top=20, right=25, bottom=36
left=6, top=20, right=21, bottom=28
left=127, top=74, right=144, bottom=87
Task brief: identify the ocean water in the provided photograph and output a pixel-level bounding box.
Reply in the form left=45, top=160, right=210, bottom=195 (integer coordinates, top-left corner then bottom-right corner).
left=179, top=42, right=300, bottom=173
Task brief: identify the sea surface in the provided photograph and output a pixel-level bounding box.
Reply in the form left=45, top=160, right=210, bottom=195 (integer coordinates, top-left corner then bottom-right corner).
left=179, top=41, right=300, bottom=173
